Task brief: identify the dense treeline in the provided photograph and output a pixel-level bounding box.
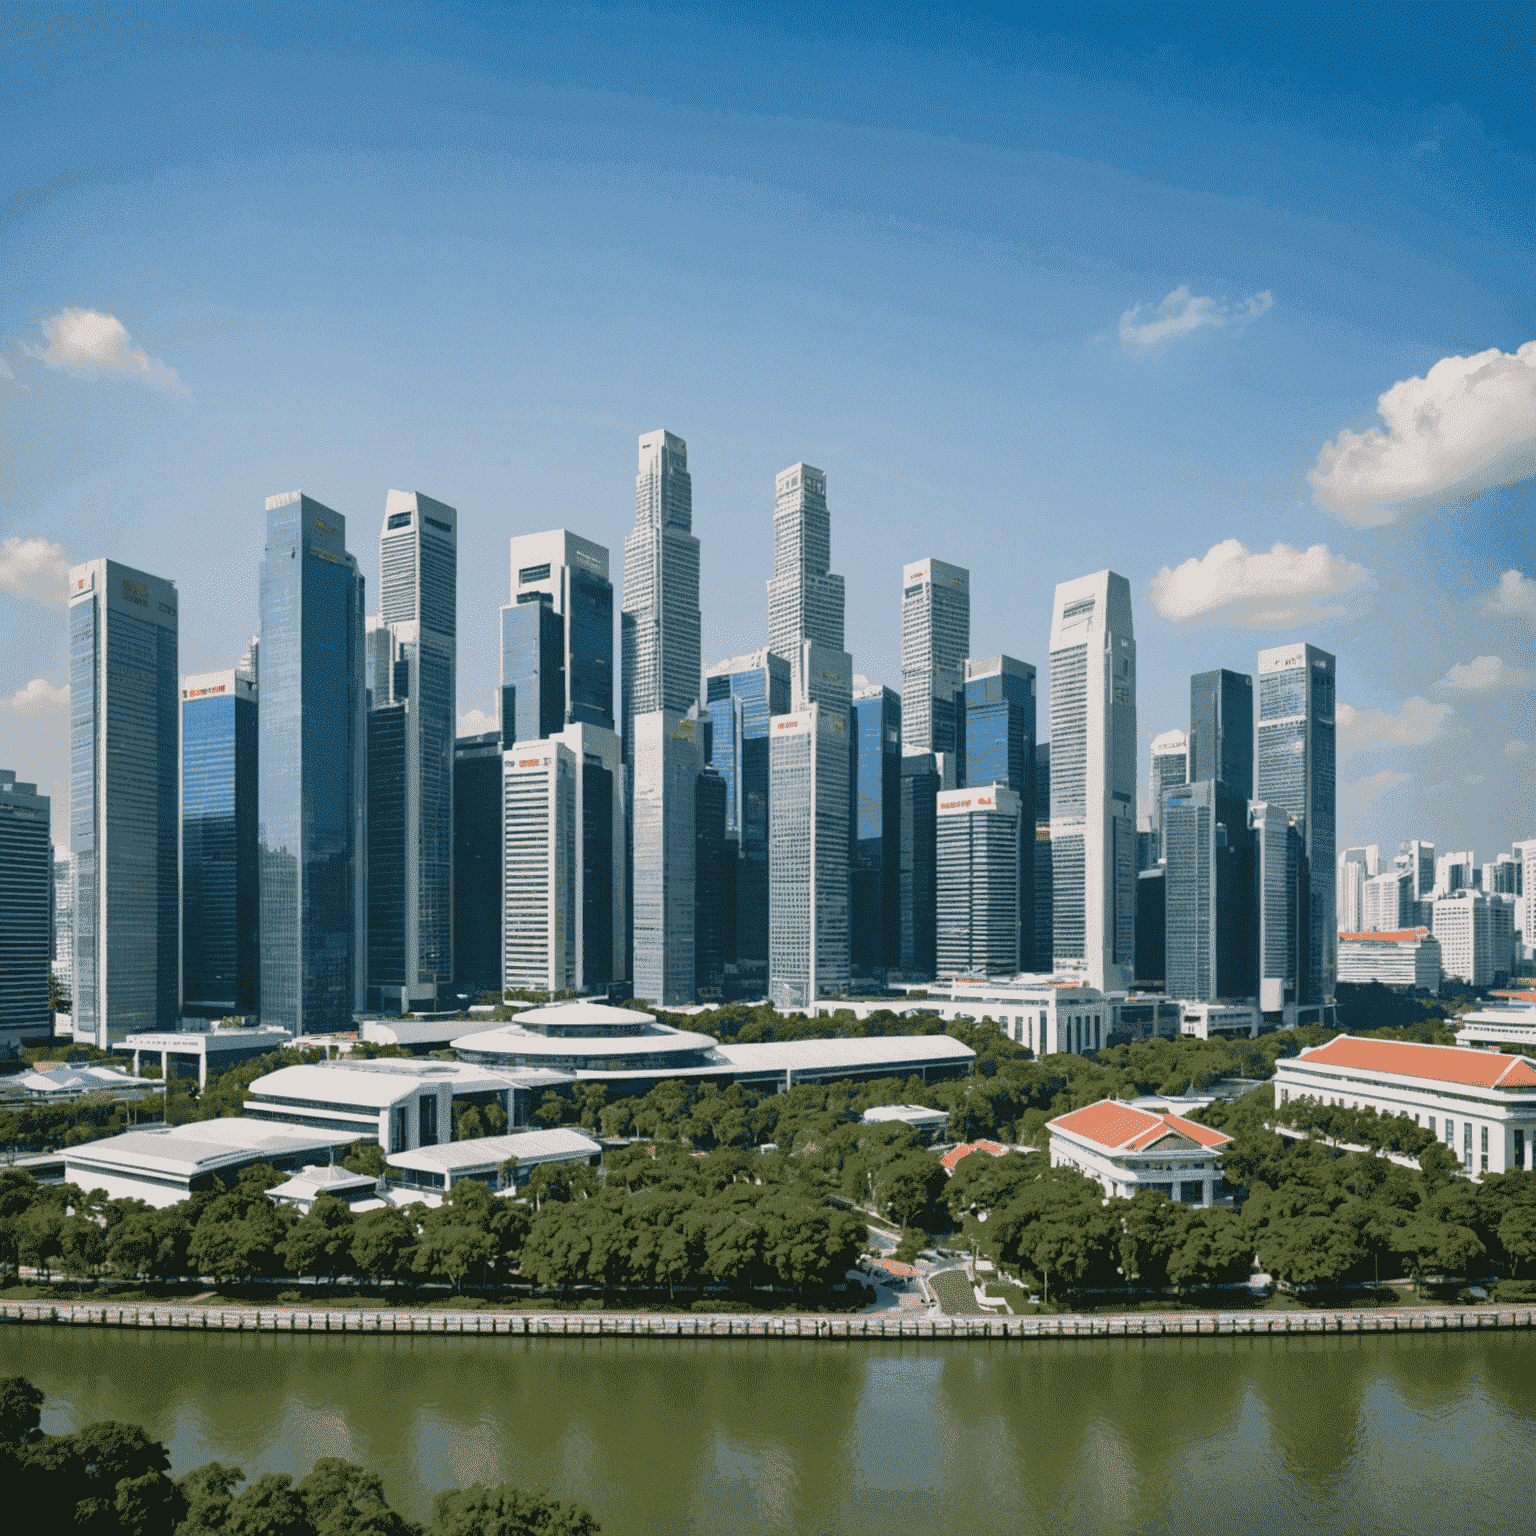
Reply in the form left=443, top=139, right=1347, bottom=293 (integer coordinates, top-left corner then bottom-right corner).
left=1270, top=1095, right=1438, bottom=1158
left=1, top=1375, right=599, bottom=1536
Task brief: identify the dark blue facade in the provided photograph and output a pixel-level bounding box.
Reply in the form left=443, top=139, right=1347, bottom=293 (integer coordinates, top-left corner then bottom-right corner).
left=453, top=731, right=503, bottom=996
left=568, top=567, right=614, bottom=728
left=851, top=687, right=901, bottom=975
left=501, top=599, right=566, bottom=743
left=181, top=686, right=259, bottom=1016
left=366, top=703, right=407, bottom=1002
left=695, top=767, right=729, bottom=993
left=899, top=753, right=941, bottom=977
left=1189, top=668, right=1254, bottom=796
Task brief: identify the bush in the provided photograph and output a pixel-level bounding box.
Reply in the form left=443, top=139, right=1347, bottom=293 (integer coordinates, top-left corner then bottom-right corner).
left=1492, top=1278, right=1536, bottom=1303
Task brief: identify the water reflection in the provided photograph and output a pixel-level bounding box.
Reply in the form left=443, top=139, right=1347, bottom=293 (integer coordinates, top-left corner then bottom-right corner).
left=4, top=1327, right=1534, bottom=1536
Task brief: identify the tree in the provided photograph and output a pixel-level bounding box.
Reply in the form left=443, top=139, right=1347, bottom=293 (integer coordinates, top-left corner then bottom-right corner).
left=281, top=1195, right=357, bottom=1281
left=351, top=1207, right=418, bottom=1289
left=1418, top=1142, right=1460, bottom=1183
left=0, top=1377, right=44, bottom=1444
left=298, top=1455, right=418, bottom=1536
left=431, top=1482, right=601, bottom=1536
left=1499, top=1207, right=1536, bottom=1278
left=879, top=1152, right=946, bottom=1228
left=57, top=1212, right=107, bottom=1290
left=1395, top=1212, right=1484, bottom=1286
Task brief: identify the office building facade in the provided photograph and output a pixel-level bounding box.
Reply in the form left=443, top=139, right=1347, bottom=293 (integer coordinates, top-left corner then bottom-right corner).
left=1034, top=743, right=1052, bottom=970
left=502, top=739, right=576, bottom=994
left=695, top=765, right=730, bottom=996
left=621, top=431, right=701, bottom=763
left=936, top=783, right=1023, bottom=978
left=901, top=557, right=970, bottom=766
left=1250, top=798, right=1306, bottom=1023
left=631, top=709, right=701, bottom=1007
left=1337, top=844, right=1379, bottom=934
left=51, top=851, right=75, bottom=1001
left=899, top=753, right=942, bottom=977
left=766, top=462, right=844, bottom=670
left=1256, top=641, right=1336, bottom=1021
left=0, top=771, right=52, bottom=1049
left=181, top=669, right=260, bottom=1018
left=769, top=707, right=851, bottom=1007
left=508, top=529, right=614, bottom=729
left=1147, top=729, right=1187, bottom=865
left=852, top=684, right=902, bottom=977
left=1362, top=868, right=1413, bottom=933
left=452, top=732, right=505, bottom=997
left=500, top=598, right=566, bottom=743
left=257, top=493, right=367, bottom=1034
left=1048, top=570, right=1137, bottom=992
left=1134, top=867, right=1166, bottom=987
left=1188, top=668, right=1254, bottom=792
left=68, top=558, right=180, bottom=1045
left=1162, top=778, right=1256, bottom=1002
left=551, top=720, right=627, bottom=993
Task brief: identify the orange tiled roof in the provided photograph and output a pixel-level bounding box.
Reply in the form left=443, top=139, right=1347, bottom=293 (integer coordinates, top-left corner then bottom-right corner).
left=1492, top=990, right=1536, bottom=1003
left=1048, top=1099, right=1231, bottom=1153
left=941, top=1139, right=1008, bottom=1173
left=1297, top=1034, right=1536, bottom=1089
left=1337, top=929, right=1431, bottom=942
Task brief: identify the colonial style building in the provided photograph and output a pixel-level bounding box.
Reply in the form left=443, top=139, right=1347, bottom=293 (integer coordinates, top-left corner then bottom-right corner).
left=1047, top=1099, right=1232, bottom=1206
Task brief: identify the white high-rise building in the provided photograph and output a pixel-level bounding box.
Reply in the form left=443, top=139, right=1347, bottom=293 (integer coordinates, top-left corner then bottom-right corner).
left=550, top=721, right=627, bottom=993
left=767, top=463, right=844, bottom=668
left=621, top=432, right=701, bottom=763
left=901, top=557, right=970, bottom=761
left=1337, top=844, right=1380, bottom=934
left=1484, top=852, right=1521, bottom=896
left=1435, top=850, right=1479, bottom=896
left=936, top=783, right=1023, bottom=979
left=502, top=739, right=576, bottom=994
left=1047, top=571, right=1137, bottom=992
left=631, top=709, right=701, bottom=1007
left=1362, top=868, right=1413, bottom=932
left=51, top=850, right=75, bottom=1000
left=1148, top=729, right=1187, bottom=863
left=1432, top=890, right=1516, bottom=988
left=508, top=529, right=615, bottom=730
left=1515, top=840, right=1536, bottom=959
left=768, top=707, right=851, bottom=1008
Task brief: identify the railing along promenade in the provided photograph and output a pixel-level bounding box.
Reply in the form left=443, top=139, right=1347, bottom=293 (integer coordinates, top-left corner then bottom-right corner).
left=3, top=1299, right=1533, bottom=1341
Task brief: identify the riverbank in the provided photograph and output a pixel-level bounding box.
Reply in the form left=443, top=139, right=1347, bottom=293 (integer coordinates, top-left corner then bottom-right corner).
left=4, top=1296, right=1534, bottom=1340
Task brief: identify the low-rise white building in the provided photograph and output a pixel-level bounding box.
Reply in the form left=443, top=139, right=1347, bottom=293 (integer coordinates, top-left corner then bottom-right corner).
left=386, top=1126, right=602, bottom=1194
left=861, top=1103, right=950, bottom=1138
left=1272, top=1034, right=1536, bottom=1175
left=1047, top=1099, right=1232, bottom=1206
left=265, top=1164, right=388, bottom=1214
left=116, top=1025, right=293, bottom=1088
left=1456, top=991, right=1536, bottom=1052
left=1176, top=1002, right=1260, bottom=1040
left=1336, top=927, right=1441, bottom=993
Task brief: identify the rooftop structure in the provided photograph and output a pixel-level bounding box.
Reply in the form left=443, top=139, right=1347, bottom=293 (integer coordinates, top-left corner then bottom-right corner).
left=0, top=1063, right=161, bottom=1104
left=861, top=1103, right=950, bottom=1135
left=1336, top=928, right=1441, bottom=994
left=940, top=1139, right=1008, bottom=1173
left=1048, top=1099, right=1231, bottom=1205
left=386, top=1125, right=602, bottom=1193
left=116, top=1024, right=293, bottom=1088
left=1458, top=994, right=1536, bottom=1053
left=266, top=1164, right=387, bottom=1213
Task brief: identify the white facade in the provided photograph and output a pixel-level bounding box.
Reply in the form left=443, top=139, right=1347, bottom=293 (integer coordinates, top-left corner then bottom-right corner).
left=936, top=783, right=1022, bottom=978
left=1337, top=844, right=1379, bottom=933
left=51, top=850, right=75, bottom=998
left=1273, top=1034, right=1536, bottom=1175
left=1434, top=890, right=1510, bottom=986
left=1362, top=869, right=1413, bottom=932
left=1148, top=728, right=1187, bottom=863
left=1459, top=994, right=1536, bottom=1052
left=1177, top=1001, right=1260, bottom=1039
left=768, top=706, right=851, bottom=1008
left=631, top=709, right=700, bottom=1007
left=387, top=1125, right=602, bottom=1193
left=1336, top=929, right=1441, bottom=993
left=1048, top=1099, right=1232, bottom=1206
left=502, top=739, right=576, bottom=993
left=909, top=978, right=1112, bottom=1056
left=1048, top=570, right=1137, bottom=993
left=550, top=720, right=627, bottom=992
left=766, top=462, right=844, bottom=666
left=900, top=557, right=970, bottom=759
left=1515, top=840, right=1536, bottom=956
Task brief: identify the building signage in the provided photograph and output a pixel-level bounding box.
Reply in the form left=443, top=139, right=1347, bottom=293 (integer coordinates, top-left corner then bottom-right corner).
left=183, top=684, right=229, bottom=700
left=74, top=572, right=94, bottom=594
left=121, top=578, right=149, bottom=606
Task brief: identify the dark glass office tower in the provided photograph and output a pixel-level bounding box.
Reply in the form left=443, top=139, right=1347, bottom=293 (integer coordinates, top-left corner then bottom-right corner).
left=507, top=531, right=615, bottom=730
left=581, top=747, right=617, bottom=988
left=1034, top=743, right=1052, bottom=969
left=964, top=655, right=1037, bottom=967
left=453, top=732, right=503, bottom=997
left=1189, top=669, right=1254, bottom=795
left=366, top=703, right=407, bottom=1006
left=695, top=765, right=729, bottom=995
left=68, top=558, right=179, bottom=1046
left=258, top=492, right=367, bottom=1034
left=852, top=684, right=902, bottom=977
left=0, top=771, right=52, bottom=1049
left=1256, top=642, right=1336, bottom=1021
left=500, top=599, right=566, bottom=744
left=1134, top=867, right=1165, bottom=986
left=1162, top=778, right=1256, bottom=1001
left=899, top=753, right=941, bottom=977
left=181, top=671, right=259, bottom=1017
left=704, top=649, right=792, bottom=968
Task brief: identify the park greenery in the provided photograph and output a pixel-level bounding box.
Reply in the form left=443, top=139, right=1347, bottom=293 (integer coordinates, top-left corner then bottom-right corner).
left=1, top=1374, right=600, bottom=1536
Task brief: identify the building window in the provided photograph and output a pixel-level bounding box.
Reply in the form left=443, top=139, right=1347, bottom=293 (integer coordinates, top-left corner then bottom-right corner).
left=419, top=1095, right=438, bottom=1146
left=1516, top=1129, right=1526, bottom=1170
left=1281, top=1089, right=1288, bottom=1104
left=1463, top=1122, right=1472, bottom=1169
left=1427, top=1117, right=1435, bottom=1136
left=391, top=1105, right=408, bottom=1153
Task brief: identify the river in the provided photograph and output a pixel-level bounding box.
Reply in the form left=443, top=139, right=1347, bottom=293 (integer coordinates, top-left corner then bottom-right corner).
left=3, top=1325, right=1532, bottom=1534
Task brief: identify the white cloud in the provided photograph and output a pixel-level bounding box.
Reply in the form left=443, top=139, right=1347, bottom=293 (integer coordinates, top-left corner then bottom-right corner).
left=23, top=307, right=187, bottom=393
left=1433, top=655, right=1530, bottom=693
left=0, top=536, right=70, bottom=606
left=1148, top=539, right=1371, bottom=627
left=1119, top=285, right=1271, bottom=356
left=1489, top=569, right=1536, bottom=627
left=1309, top=340, right=1536, bottom=523
left=0, top=357, right=13, bottom=381
left=457, top=707, right=497, bottom=736
left=1464, top=773, right=1487, bottom=785
left=0, top=677, right=69, bottom=713
left=1340, top=769, right=1410, bottom=802
left=1336, top=696, right=1452, bottom=757
left=1507, top=740, right=1530, bottom=756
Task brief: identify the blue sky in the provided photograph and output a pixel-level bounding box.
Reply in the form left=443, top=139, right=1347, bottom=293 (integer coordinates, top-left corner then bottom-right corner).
left=3, top=2, right=1533, bottom=862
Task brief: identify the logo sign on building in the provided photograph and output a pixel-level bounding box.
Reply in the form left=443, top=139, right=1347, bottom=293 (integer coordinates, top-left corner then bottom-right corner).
left=74, top=572, right=94, bottom=594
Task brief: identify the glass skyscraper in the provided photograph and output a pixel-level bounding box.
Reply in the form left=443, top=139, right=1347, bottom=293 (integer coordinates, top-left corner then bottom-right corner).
left=901, top=557, right=970, bottom=769
left=1162, top=778, right=1256, bottom=1001
left=508, top=529, right=614, bottom=730
left=500, top=600, right=566, bottom=743
left=68, top=557, right=180, bottom=1046
left=453, top=731, right=504, bottom=997
left=1047, top=570, right=1137, bottom=992
left=1147, top=728, right=1187, bottom=865
left=899, top=753, right=941, bottom=977
left=0, top=771, right=52, bottom=1049
left=258, top=492, right=367, bottom=1034
left=695, top=764, right=730, bottom=996
left=766, top=462, right=844, bottom=673
left=180, top=669, right=259, bottom=1018
left=1188, top=668, right=1254, bottom=794
left=1256, top=641, right=1336, bottom=1022
left=852, top=684, right=901, bottom=977
left=631, top=709, right=700, bottom=1007
left=936, top=784, right=1023, bottom=979
left=963, top=654, right=1037, bottom=968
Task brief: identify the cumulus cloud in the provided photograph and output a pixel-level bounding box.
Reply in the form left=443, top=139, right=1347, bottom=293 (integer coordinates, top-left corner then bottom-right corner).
left=1336, top=696, right=1452, bottom=757
left=0, top=357, right=13, bottom=381
left=1340, top=769, right=1411, bottom=802
left=1119, top=285, right=1271, bottom=356
left=1508, top=740, right=1531, bottom=756
left=1148, top=539, right=1371, bottom=627
left=1309, top=340, right=1536, bottom=523
left=0, top=536, right=70, bottom=606
left=457, top=706, right=497, bottom=736
left=1433, top=655, right=1531, bottom=693
left=1464, top=773, right=1487, bottom=785
left=23, top=307, right=187, bottom=393
left=1489, top=569, right=1536, bottom=627
left=0, top=677, right=70, bottom=713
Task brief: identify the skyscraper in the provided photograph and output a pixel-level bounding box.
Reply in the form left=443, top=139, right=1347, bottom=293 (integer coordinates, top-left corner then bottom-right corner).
left=695, top=762, right=730, bottom=996
left=68, top=558, right=180, bottom=1045
left=622, top=431, right=701, bottom=763
left=767, top=461, right=845, bottom=679
left=631, top=709, right=701, bottom=1007
left=1034, top=743, right=1052, bottom=970
left=1395, top=838, right=1436, bottom=928
left=852, top=683, right=902, bottom=978
left=936, top=783, right=1023, bottom=979
left=706, top=648, right=792, bottom=968
left=901, top=558, right=970, bottom=768
left=1256, top=641, right=1336, bottom=1022
left=1147, top=729, right=1187, bottom=864
left=452, top=731, right=504, bottom=997
left=0, top=771, right=52, bottom=1050
left=1362, top=868, right=1413, bottom=931
left=549, top=719, right=626, bottom=993
left=1188, top=668, right=1254, bottom=793
left=1048, top=570, right=1137, bottom=992
left=899, top=753, right=942, bottom=976
left=769, top=706, right=851, bottom=1007
left=258, top=493, right=367, bottom=1035
left=1337, top=844, right=1379, bottom=934
left=1162, top=778, right=1256, bottom=1002
left=51, top=851, right=75, bottom=1003
left=181, top=669, right=259, bottom=1018
left=1250, top=798, right=1306, bottom=1021
left=964, top=655, right=1037, bottom=967
left=509, top=530, right=615, bottom=729
left=502, top=738, right=577, bottom=993
left=500, top=599, right=566, bottom=743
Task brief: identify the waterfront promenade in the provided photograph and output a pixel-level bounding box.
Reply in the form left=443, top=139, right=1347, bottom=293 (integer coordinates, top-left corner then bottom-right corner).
left=4, top=1297, right=1533, bottom=1341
